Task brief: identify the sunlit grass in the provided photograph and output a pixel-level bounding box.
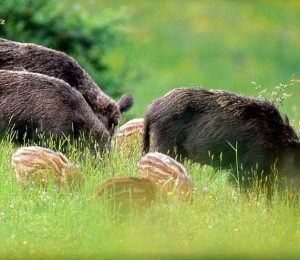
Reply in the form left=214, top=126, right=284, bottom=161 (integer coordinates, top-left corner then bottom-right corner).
left=1, top=135, right=300, bottom=258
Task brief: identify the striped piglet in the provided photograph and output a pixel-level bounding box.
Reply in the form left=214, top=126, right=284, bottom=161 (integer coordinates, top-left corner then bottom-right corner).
left=11, top=146, right=81, bottom=188
left=139, top=152, right=194, bottom=200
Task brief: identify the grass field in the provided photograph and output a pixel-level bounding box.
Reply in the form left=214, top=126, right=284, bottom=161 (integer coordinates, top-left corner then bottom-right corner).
left=1, top=1, right=300, bottom=259
left=1, top=138, right=300, bottom=259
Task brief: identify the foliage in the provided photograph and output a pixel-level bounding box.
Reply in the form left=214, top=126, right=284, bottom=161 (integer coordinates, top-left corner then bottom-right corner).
left=253, top=76, right=300, bottom=108
left=0, top=0, right=128, bottom=97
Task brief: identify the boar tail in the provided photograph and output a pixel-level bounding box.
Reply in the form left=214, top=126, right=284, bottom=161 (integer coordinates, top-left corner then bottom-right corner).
left=142, top=116, right=150, bottom=155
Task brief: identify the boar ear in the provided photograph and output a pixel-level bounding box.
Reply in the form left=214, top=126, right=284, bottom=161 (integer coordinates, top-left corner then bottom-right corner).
left=118, top=93, right=134, bottom=113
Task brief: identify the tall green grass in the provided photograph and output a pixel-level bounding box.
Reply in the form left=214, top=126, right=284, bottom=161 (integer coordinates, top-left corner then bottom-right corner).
left=1, top=136, right=300, bottom=258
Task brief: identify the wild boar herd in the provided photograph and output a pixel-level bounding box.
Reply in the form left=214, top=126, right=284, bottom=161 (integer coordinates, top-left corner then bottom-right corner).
left=0, top=38, right=133, bottom=153
left=2, top=38, right=300, bottom=203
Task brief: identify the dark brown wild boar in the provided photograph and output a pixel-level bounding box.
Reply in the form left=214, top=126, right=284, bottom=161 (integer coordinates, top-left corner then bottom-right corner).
left=143, top=87, right=300, bottom=193
left=0, top=38, right=133, bottom=134
left=0, top=70, right=110, bottom=153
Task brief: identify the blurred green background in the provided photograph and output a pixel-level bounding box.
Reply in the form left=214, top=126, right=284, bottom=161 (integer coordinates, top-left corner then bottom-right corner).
left=1, top=0, right=300, bottom=122
left=68, top=0, right=300, bottom=121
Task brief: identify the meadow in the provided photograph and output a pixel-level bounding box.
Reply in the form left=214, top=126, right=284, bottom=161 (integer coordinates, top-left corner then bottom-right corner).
left=1, top=136, right=300, bottom=259
left=1, top=1, right=300, bottom=259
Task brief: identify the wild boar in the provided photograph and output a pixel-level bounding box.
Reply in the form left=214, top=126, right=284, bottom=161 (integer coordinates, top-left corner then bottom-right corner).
left=139, top=152, right=194, bottom=200
left=0, top=70, right=110, bottom=153
left=0, top=38, right=133, bottom=134
left=115, top=118, right=144, bottom=152
left=11, top=146, right=82, bottom=188
left=143, top=87, right=300, bottom=193
left=116, top=118, right=144, bottom=142
left=92, top=176, right=156, bottom=214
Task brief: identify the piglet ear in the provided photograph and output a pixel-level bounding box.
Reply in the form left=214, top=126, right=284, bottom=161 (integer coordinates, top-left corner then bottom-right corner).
left=118, top=93, right=134, bottom=113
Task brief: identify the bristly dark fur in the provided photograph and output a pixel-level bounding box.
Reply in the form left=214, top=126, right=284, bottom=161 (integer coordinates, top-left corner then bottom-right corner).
left=0, top=38, right=134, bottom=134
left=0, top=70, right=110, bottom=153
left=143, top=87, right=300, bottom=193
